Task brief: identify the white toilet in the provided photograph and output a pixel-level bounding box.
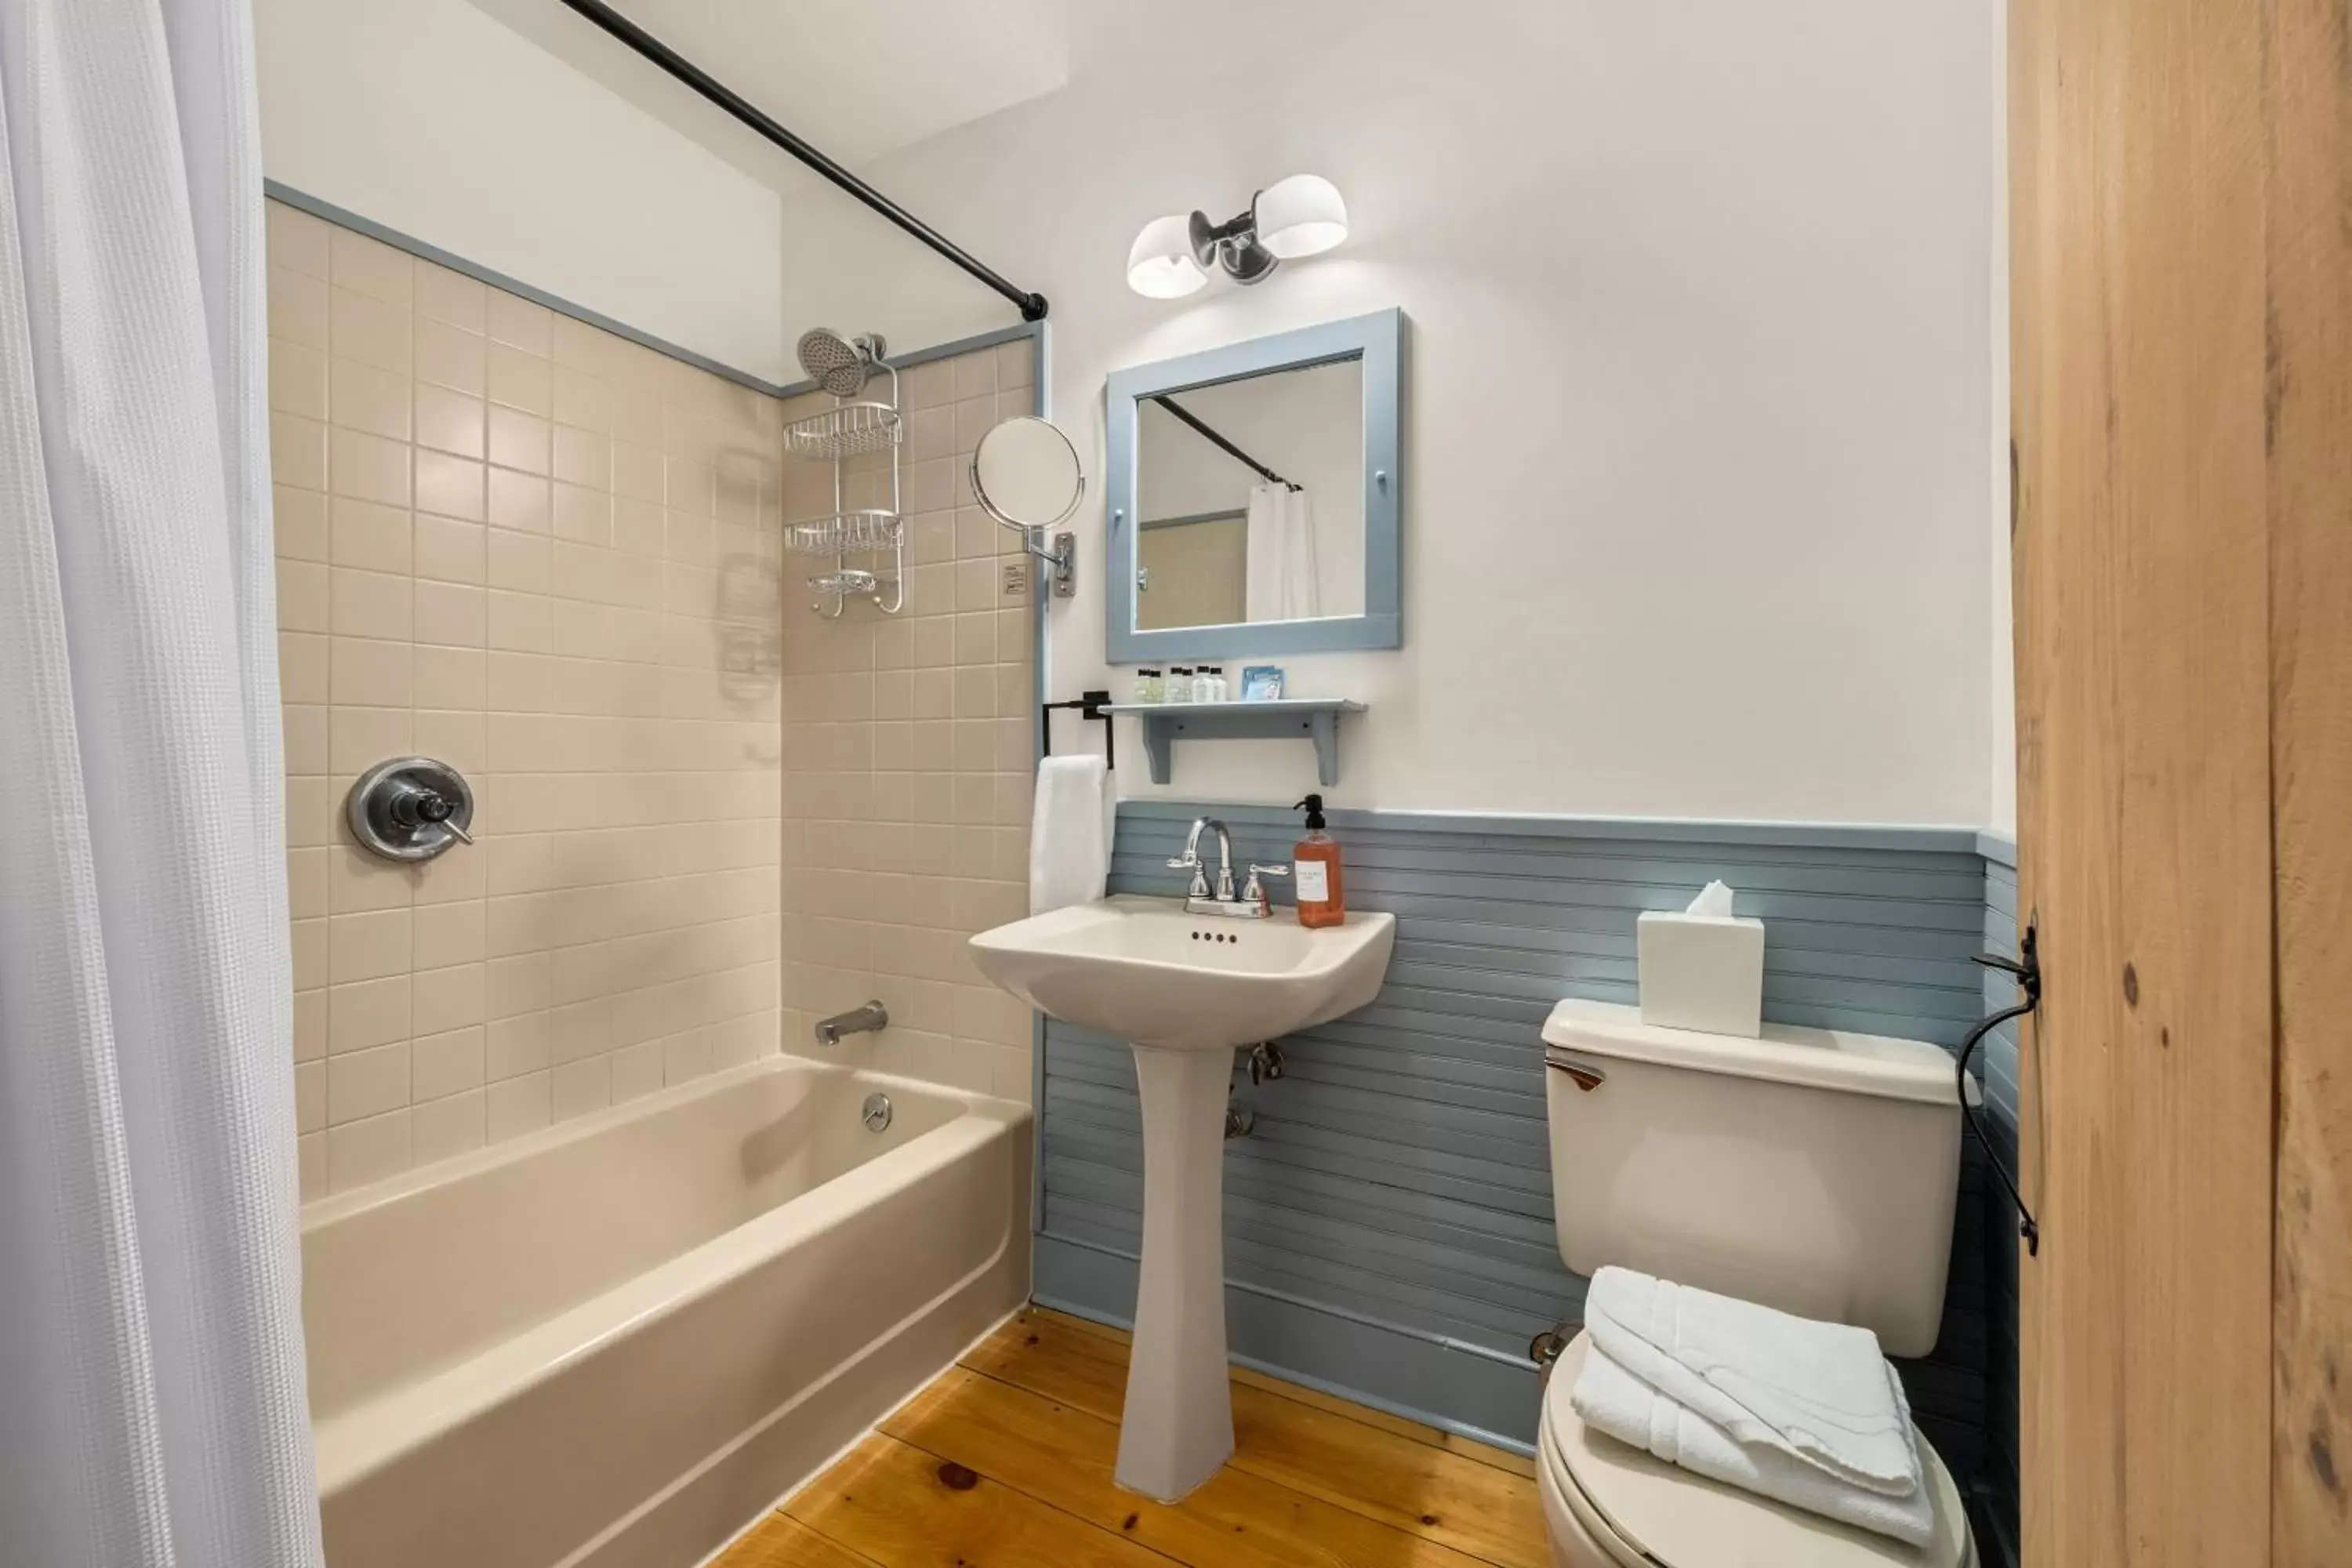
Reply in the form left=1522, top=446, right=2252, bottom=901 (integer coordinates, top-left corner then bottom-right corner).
left=1536, top=998, right=1978, bottom=1568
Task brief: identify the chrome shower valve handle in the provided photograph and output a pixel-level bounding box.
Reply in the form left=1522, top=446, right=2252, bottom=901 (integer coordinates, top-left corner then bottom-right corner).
left=347, top=757, right=474, bottom=862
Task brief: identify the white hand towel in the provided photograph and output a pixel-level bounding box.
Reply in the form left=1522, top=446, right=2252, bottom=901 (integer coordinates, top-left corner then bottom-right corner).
left=1570, top=1337, right=1939, bottom=1549
left=1582, top=1267, right=1920, bottom=1494
left=1029, top=754, right=1116, bottom=914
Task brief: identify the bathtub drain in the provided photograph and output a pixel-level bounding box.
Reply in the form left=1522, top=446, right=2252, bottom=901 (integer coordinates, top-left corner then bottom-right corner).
left=861, top=1092, right=893, bottom=1133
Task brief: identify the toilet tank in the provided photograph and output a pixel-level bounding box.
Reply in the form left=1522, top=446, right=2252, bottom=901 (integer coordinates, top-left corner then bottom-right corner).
left=1541, top=999, right=1965, bottom=1358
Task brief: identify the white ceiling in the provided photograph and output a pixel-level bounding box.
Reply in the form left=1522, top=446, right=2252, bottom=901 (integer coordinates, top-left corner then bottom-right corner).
left=575, top=0, right=1069, bottom=173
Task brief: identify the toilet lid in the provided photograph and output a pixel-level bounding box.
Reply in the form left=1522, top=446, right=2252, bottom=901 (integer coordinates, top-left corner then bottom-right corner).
left=1543, top=1334, right=1971, bottom=1568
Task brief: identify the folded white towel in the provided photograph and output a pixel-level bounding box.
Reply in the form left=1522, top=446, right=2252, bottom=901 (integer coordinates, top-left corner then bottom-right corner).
left=1571, top=1335, right=1938, bottom=1549
left=1029, top=755, right=1116, bottom=914
left=1583, top=1266, right=1918, bottom=1495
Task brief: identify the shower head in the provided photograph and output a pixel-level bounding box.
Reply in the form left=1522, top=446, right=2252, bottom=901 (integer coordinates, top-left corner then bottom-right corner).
left=796, top=327, right=887, bottom=397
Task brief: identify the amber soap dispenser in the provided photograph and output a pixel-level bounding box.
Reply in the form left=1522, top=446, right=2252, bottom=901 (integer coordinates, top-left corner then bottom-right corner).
left=1292, top=794, right=1346, bottom=927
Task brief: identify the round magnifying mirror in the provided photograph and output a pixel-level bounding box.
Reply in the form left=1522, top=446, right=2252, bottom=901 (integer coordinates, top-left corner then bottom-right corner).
left=971, top=416, right=1085, bottom=530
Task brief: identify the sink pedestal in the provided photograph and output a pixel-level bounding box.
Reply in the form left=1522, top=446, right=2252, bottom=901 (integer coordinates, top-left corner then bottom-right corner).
left=964, top=897, right=1397, bottom=1504
left=1114, top=1043, right=1236, bottom=1501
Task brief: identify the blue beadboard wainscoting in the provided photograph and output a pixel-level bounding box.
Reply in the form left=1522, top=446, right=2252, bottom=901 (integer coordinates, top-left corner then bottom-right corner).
left=1032, top=800, right=2019, bottom=1532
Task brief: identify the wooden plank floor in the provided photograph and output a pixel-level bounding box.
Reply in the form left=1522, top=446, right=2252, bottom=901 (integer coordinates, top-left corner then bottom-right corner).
left=712, top=1308, right=1547, bottom=1568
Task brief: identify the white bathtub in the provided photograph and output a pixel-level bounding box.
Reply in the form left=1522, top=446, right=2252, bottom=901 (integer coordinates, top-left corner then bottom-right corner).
left=301, top=1055, right=1032, bottom=1568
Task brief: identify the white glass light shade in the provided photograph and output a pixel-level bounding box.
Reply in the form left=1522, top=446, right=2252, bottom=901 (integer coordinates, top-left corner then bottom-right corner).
left=1127, top=214, right=1209, bottom=298
left=1254, top=174, right=1348, bottom=260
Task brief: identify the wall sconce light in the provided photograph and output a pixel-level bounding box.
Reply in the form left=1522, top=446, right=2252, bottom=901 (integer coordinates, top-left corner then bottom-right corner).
left=1126, top=174, right=1348, bottom=298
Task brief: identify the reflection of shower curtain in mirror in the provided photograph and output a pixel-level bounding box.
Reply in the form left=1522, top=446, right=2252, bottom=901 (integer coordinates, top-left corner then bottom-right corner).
left=1245, top=483, right=1320, bottom=622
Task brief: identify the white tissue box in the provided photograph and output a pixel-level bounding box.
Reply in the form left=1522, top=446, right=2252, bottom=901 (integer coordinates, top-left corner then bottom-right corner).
left=1637, top=911, right=1765, bottom=1036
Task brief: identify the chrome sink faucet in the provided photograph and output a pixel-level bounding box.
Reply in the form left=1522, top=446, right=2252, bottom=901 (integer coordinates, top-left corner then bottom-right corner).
left=1170, top=817, right=1236, bottom=902
left=1170, top=817, right=1288, bottom=919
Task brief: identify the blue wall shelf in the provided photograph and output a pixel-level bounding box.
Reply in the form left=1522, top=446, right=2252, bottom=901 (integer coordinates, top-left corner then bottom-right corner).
left=1104, top=699, right=1368, bottom=786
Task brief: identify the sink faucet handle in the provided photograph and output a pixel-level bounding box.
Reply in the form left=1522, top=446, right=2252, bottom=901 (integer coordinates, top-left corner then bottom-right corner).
left=1241, top=862, right=1289, bottom=902
left=1166, top=851, right=1210, bottom=898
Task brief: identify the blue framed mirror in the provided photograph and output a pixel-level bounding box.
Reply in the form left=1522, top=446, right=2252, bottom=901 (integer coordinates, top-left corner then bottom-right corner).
left=1105, top=308, right=1401, bottom=662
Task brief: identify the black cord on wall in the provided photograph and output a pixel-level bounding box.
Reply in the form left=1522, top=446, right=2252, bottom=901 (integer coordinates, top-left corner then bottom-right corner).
left=1962, top=924, right=2042, bottom=1257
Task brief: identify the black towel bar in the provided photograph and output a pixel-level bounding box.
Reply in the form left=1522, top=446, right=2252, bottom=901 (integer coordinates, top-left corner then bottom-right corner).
left=1040, top=689, right=1114, bottom=771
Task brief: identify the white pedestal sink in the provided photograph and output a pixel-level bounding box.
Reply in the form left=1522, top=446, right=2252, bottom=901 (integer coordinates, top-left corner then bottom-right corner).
left=969, top=895, right=1396, bottom=1501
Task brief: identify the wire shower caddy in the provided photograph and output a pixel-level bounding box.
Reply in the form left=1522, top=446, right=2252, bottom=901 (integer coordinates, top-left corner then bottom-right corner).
left=783, top=365, right=906, bottom=615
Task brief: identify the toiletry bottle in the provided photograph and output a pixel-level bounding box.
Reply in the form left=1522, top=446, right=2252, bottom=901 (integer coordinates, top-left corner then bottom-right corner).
left=1193, top=666, right=1216, bottom=702
left=1210, top=666, right=1229, bottom=701
left=1292, top=793, right=1345, bottom=928
left=1132, top=667, right=1158, bottom=703
left=1167, top=667, right=1193, bottom=705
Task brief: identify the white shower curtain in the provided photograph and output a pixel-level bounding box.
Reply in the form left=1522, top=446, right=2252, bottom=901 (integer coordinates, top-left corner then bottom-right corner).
left=0, top=2, right=323, bottom=1566
left=1243, top=481, right=1321, bottom=622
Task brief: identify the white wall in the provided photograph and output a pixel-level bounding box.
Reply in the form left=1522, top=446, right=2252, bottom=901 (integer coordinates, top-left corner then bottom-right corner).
left=1986, top=2, right=2018, bottom=837
left=784, top=2, right=2007, bottom=826
left=256, top=0, right=789, bottom=383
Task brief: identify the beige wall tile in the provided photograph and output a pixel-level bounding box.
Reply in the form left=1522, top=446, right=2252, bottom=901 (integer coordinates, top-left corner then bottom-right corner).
left=328, top=974, right=409, bottom=1054
left=329, top=288, right=411, bottom=376
left=329, top=428, right=411, bottom=507
left=328, top=704, right=411, bottom=775
left=329, top=357, right=412, bottom=442
left=416, top=449, right=486, bottom=523
left=487, top=467, right=550, bottom=534
left=276, top=485, right=330, bottom=564
left=268, top=268, right=329, bottom=350
left=414, top=580, right=488, bottom=648
left=410, top=1089, right=485, bottom=1165
left=551, top=1055, right=611, bottom=1122
left=488, top=405, right=550, bottom=474
left=413, top=514, right=485, bottom=586
left=486, top=292, right=553, bottom=356
left=329, top=908, right=412, bottom=985
left=329, top=229, right=413, bottom=307
left=272, top=414, right=328, bottom=491
left=277, top=559, right=330, bottom=635
left=485, top=1071, right=551, bottom=1143
left=771, top=341, right=1034, bottom=1096
left=330, top=498, right=411, bottom=575
left=416, top=318, right=486, bottom=396
left=416, top=383, right=486, bottom=460
left=488, top=343, right=554, bottom=418
left=330, top=636, right=412, bottom=708
left=330, top=568, right=412, bottom=642
left=328, top=1040, right=410, bottom=1124
left=327, top=1109, right=409, bottom=1193
left=411, top=1025, right=486, bottom=1101
left=270, top=339, right=328, bottom=421
left=267, top=202, right=332, bottom=279
left=267, top=202, right=833, bottom=1193
left=415, top=262, right=485, bottom=332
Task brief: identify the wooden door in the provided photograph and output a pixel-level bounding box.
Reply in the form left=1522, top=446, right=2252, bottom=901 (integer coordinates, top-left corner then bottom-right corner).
left=2007, top=1, right=2349, bottom=1564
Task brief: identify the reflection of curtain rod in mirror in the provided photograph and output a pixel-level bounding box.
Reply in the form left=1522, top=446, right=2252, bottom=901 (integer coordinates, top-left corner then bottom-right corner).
left=1149, top=394, right=1301, bottom=491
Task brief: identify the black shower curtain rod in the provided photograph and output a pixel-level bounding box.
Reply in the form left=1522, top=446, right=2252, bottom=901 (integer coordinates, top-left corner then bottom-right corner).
left=552, top=0, right=1049, bottom=323
left=1151, top=394, right=1299, bottom=489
